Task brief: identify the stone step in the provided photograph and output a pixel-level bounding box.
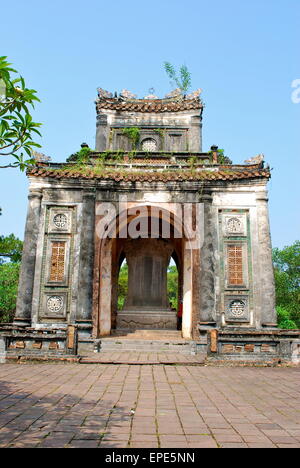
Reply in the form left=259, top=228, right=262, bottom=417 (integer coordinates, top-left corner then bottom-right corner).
left=98, top=338, right=199, bottom=354
left=79, top=352, right=206, bottom=365
left=110, top=329, right=183, bottom=340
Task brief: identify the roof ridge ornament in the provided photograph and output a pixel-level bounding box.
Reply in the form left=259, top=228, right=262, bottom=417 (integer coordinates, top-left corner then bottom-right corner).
left=244, top=154, right=264, bottom=165
left=186, top=88, right=202, bottom=99
left=32, top=150, right=52, bottom=163
left=120, top=89, right=137, bottom=100
left=164, top=88, right=182, bottom=99
left=97, top=88, right=113, bottom=99
left=144, top=87, right=158, bottom=99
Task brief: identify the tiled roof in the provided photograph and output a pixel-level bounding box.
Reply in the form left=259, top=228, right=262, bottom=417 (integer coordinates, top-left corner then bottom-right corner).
left=96, top=96, right=203, bottom=114
left=28, top=165, right=270, bottom=182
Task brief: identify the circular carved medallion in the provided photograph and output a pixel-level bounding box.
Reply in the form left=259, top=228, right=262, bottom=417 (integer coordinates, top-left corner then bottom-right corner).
left=47, top=296, right=64, bottom=313
left=53, top=213, right=68, bottom=229
left=227, top=217, right=242, bottom=234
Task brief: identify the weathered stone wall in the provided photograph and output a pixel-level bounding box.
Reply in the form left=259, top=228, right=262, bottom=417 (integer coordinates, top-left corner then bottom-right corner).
left=96, top=109, right=202, bottom=153
left=206, top=329, right=300, bottom=363
left=15, top=177, right=277, bottom=347
left=211, top=183, right=276, bottom=330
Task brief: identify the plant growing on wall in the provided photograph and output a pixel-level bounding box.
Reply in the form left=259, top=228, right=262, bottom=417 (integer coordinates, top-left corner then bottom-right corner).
left=164, top=62, right=192, bottom=95
left=207, top=148, right=232, bottom=165
left=67, top=145, right=92, bottom=163
left=122, top=127, right=140, bottom=149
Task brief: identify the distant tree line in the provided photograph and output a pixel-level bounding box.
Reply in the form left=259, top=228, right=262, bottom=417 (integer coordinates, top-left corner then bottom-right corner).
left=273, top=240, right=300, bottom=329
left=0, top=234, right=23, bottom=322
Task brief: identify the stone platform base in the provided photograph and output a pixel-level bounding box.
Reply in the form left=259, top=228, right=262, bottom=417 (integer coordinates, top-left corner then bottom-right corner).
left=205, top=328, right=300, bottom=364
left=116, top=309, right=177, bottom=330
left=0, top=324, right=78, bottom=361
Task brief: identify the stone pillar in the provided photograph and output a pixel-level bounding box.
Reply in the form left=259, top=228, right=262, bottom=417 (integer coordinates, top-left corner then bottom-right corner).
left=95, top=114, right=108, bottom=151
left=99, top=239, right=112, bottom=336
left=182, top=247, right=193, bottom=339
left=0, top=336, right=6, bottom=363
left=190, top=115, right=202, bottom=152
left=14, top=189, right=43, bottom=326
left=199, top=193, right=216, bottom=324
left=76, top=191, right=96, bottom=335
left=256, top=191, right=277, bottom=327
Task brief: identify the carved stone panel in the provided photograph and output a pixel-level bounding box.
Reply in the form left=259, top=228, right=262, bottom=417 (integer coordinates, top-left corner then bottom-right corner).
left=48, top=207, right=73, bottom=234
left=41, top=292, right=68, bottom=319
left=223, top=214, right=247, bottom=237
left=224, top=296, right=250, bottom=323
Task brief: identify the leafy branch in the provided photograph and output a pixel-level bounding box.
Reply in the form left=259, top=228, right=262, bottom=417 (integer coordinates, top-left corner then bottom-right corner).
left=0, top=56, right=42, bottom=170
left=164, top=62, right=192, bottom=94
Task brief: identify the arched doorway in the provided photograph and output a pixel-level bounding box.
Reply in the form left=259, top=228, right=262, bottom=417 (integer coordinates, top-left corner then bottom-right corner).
left=116, top=237, right=177, bottom=330
left=167, top=254, right=181, bottom=330
left=92, top=203, right=197, bottom=339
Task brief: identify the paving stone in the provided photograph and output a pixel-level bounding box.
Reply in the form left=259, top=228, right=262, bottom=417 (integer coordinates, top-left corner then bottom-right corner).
left=246, top=443, right=276, bottom=448
left=68, top=440, right=99, bottom=448
left=130, top=441, right=159, bottom=448
left=215, top=434, right=244, bottom=443
left=188, top=440, right=219, bottom=448
left=277, top=444, right=300, bottom=448
left=99, top=440, right=129, bottom=448
left=220, top=443, right=249, bottom=448
left=0, top=363, right=299, bottom=450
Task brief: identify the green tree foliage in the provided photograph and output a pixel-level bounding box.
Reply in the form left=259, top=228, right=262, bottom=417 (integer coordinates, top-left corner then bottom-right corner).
left=0, top=234, right=23, bottom=263
left=0, top=262, right=20, bottom=322
left=122, top=127, right=140, bottom=149
left=273, top=240, right=300, bottom=328
left=164, top=62, right=192, bottom=94
left=167, top=265, right=178, bottom=309
left=118, top=262, right=128, bottom=309
left=0, top=234, right=23, bottom=323
left=0, top=56, right=42, bottom=170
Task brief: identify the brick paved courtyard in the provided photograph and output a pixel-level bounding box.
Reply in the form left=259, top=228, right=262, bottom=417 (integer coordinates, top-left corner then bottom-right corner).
left=0, top=362, right=299, bottom=448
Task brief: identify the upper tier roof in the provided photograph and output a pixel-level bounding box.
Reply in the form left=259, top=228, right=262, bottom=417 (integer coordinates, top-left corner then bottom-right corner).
left=28, top=152, right=270, bottom=183
left=95, top=88, right=203, bottom=114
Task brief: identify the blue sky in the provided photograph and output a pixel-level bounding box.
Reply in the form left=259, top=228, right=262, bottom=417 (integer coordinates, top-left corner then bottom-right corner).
left=0, top=0, right=299, bottom=248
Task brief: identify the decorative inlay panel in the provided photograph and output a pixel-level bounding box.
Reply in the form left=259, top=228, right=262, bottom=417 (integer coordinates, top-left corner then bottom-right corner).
left=49, top=241, right=66, bottom=282
left=227, top=244, right=244, bottom=286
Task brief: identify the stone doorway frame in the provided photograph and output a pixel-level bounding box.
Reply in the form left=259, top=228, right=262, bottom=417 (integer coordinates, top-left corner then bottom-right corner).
left=92, top=202, right=200, bottom=340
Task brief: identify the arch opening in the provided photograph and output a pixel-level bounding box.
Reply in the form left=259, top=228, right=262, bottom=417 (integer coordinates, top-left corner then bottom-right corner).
left=94, top=204, right=195, bottom=338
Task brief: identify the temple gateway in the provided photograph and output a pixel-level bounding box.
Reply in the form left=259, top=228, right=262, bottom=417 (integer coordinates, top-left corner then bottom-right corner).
left=1, top=87, right=299, bottom=363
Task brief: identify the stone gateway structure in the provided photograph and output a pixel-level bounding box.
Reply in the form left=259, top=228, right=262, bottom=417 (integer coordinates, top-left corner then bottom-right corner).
left=1, top=87, right=299, bottom=364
